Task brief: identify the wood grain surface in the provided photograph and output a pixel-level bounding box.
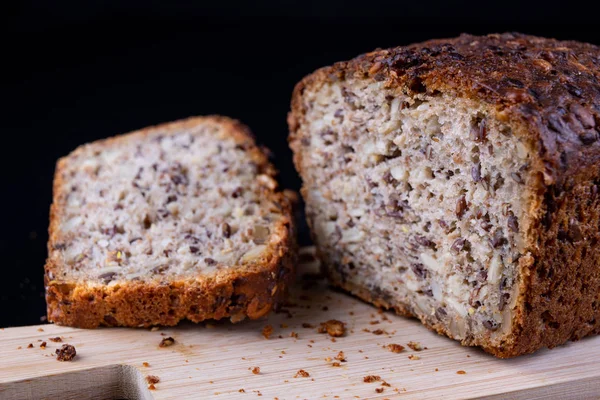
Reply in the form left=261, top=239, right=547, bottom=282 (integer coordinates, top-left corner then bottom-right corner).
left=1, top=247, right=599, bottom=400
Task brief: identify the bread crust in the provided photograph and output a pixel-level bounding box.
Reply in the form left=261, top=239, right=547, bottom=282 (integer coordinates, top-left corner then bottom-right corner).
left=289, top=33, right=600, bottom=357
left=46, top=116, right=297, bottom=328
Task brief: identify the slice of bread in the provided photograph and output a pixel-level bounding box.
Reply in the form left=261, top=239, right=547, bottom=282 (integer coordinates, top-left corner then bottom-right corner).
left=45, top=116, right=297, bottom=328
left=289, top=33, right=600, bottom=357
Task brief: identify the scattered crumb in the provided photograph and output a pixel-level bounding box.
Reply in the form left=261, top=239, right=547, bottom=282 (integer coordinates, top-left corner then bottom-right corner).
left=27, top=343, right=34, bottom=348
left=49, top=337, right=62, bottom=343
left=435, top=368, right=439, bottom=372
left=290, top=331, right=299, bottom=339
left=302, top=323, right=314, bottom=328
left=370, top=320, right=380, bottom=325
left=280, top=323, right=288, bottom=329
left=318, top=320, right=345, bottom=337
left=376, top=388, right=384, bottom=393
left=239, top=389, right=245, bottom=393
left=17, top=346, right=22, bottom=350
left=349, top=311, right=354, bottom=315
left=150, top=326, right=160, bottom=332
left=37, top=328, right=44, bottom=332
left=325, top=357, right=332, bottom=362
left=146, top=375, right=160, bottom=384
left=159, top=337, right=175, bottom=347
left=294, top=369, right=310, bottom=378
left=457, top=370, right=467, bottom=375
left=408, top=354, right=421, bottom=360
left=40, top=341, right=47, bottom=349
left=142, top=362, right=150, bottom=367
left=332, top=362, right=341, bottom=367
left=322, top=306, right=329, bottom=311
left=372, top=329, right=386, bottom=335
left=407, top=341, right=424, bottom=351
left=281, top=350, right=286, bottom=354
left=148, top=384, right=156, bottom=390
left=381, top=381, right=391, bottom=387
left=467, top=354, right=471, bottom=358
left=55, top=344, right=76, bottom=361
left=331, top=338, right=337, bottom=343
left=335, top=351, right=346, bottom=362
left=262, top=325, right=273, bottom=339
left=363, top=375, right=381, bottom=383
left=251, top=366, right=260, bottom=375
left=386, top=344, right=405, bottom=353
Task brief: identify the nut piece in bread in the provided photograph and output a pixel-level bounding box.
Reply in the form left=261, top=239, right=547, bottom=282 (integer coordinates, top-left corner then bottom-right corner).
left=46, top=116, right=297, bottom=328
left=289, top=33, right=600, bottom=357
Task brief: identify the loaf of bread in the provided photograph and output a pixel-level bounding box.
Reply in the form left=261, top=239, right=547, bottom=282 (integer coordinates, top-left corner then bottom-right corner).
left=46, top=116, right=297, bottom=328
left=289, top=33, right=600, bottom=357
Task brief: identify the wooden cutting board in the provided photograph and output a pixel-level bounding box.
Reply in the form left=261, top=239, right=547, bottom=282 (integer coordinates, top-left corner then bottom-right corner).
left=1, top=247, right=599, bottom=400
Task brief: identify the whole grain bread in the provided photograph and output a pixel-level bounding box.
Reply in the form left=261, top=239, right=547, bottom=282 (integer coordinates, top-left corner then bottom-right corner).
left=46, top=116, right=297, bottom=328
left=289, top=33, right=600, bottom=357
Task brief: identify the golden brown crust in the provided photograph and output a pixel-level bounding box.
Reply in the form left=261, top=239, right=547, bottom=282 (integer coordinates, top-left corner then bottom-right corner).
left=45, top=116, right=297, bottom=328
left=289, top=33, right=600, bottom=357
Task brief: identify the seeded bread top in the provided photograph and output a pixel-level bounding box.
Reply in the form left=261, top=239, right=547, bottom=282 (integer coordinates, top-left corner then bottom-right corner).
left=46, top=116, right=292, bottom=286
left=290, top=33, right=600, bottom=187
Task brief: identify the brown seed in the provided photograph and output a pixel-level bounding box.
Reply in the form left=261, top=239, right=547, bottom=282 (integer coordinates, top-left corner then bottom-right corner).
left=471, top=163, right=481, bottom=182
left=511, top=172, right=524, bottom=184
left=27, top=343, right=34, bottom=348
left=457, top=370, right=467, bottom=375
left=507, top=214, right=519, bottom=232
left=451, top=238, right=466, bottom=254
left=40, top=342, right=47, bottom=349
left=251, top=367, right=260, bottom=375
left=363, top=375, right=381, bottom=383
left=55, top=344, right=76, bottom=361
left=222, top=223, right=231, bottom=238
left=204, top=258, right=217, bottom=266
left=470, top=119, right=487, bottom=142
left=159, top=337, right=175, bottom=347
left=456, top=196, right=467, bottom=219
left=48, top=337, right=62, bottom=343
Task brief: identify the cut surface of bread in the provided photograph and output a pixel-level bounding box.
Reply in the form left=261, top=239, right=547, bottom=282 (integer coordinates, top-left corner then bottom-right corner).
left=46, top=116, right=297, bottom=328
left=289, top=33, right=600, bottom=357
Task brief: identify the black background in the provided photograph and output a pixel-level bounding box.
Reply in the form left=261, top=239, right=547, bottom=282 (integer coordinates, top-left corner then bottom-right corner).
left=2, top=1, right=598, bottom=327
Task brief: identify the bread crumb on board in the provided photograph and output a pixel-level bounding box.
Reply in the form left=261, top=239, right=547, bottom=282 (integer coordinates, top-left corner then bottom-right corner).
left=318, top=320, right=346, bottom=337
left=262, top=325, right=273, bottom=339
left=363, top=375, right=381, bottom=383
left=159, top=337, right=175, bottom=347
left=386, top=344, right=405, bottom=353
left=294, top=369, right=310, bottom=378
left=49, top=337, right=62, bottom=343
left=145, top=375, right=160, bottom=384
left=55, top=344, right=76, bottom=361
left=251, top=366, right=260, bottom=375
left=142, top=362, right=150, bottom=367
left=457, top=370, right=467, bottom=375
left=407, top=341, right=426, bottom=351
